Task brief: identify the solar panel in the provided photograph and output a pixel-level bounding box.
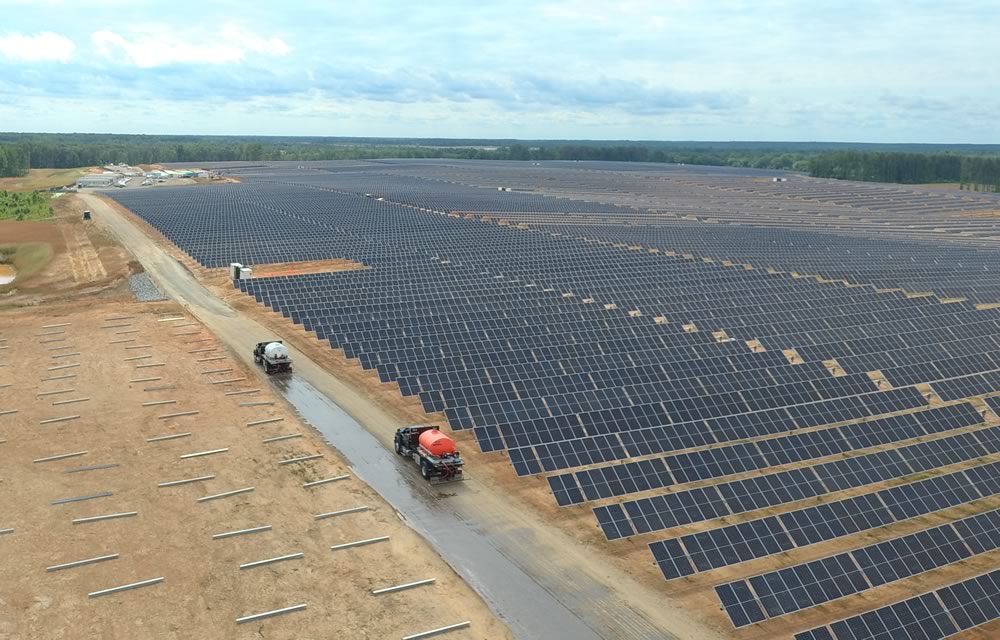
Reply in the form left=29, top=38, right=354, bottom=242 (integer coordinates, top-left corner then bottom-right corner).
left=798, top=568, right=1000, bottom=640
left=718, top=507, right=1000, bottom=627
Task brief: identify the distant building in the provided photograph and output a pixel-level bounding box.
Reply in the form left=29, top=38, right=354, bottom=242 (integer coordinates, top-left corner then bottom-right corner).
left=77, top=174, right=116, bottom=188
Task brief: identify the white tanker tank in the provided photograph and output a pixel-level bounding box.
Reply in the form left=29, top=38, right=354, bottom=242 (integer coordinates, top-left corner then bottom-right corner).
left=264, top=342, right=289, bottom=361
left=253, top=340, right=292, bottom=374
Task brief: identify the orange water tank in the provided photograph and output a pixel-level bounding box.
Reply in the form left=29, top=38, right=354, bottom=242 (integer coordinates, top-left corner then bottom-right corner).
left=419, top=429, right=457, bottom=456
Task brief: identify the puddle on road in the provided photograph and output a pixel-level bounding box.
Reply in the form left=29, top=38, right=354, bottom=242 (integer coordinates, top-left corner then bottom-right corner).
left=0, top=264, right=15, bottom=285
left=273, top=375, right=617, bottom=640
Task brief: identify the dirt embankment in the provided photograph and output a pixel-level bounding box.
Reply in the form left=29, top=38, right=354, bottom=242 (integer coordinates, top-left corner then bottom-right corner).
left=0, top=302, right=510, bottom=640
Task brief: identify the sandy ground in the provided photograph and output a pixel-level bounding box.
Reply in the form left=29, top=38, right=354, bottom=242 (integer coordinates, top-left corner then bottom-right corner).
left=248, top=259, right=368, bottom=279
left=0, top=302, right=510, bottom=640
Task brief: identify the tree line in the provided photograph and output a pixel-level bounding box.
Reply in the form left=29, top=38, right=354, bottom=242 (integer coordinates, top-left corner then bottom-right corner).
left=1, top=134, right=999, bottom=190
left=808, top=151, right=1000, bottom=191
left=961, top=156, right=1000, bottom=192
left=0, top=144, right=30, bottom=178
left=0, top=138, right=822, bottom=176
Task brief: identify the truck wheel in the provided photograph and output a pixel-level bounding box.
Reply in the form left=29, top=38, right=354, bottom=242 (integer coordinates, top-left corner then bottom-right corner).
left=420, top=459, right=431, bottom=480
left=394, top=439, right=403, bottom=456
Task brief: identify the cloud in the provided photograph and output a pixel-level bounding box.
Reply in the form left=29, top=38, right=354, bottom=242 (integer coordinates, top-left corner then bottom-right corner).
left=539, top=0, right=689, bottom=30
left=880, top=93, right=954, bottom=113
left=1, top=1, right=998, bottom=141
left=220, top=25, right=291, bottom=57
left=508, top=74, right=744, bottom=113
left=366, top=71, right=745, bottom=114
left=91, top=25, right=290, bottom=68
left=0, top=31, right=75, bottom=62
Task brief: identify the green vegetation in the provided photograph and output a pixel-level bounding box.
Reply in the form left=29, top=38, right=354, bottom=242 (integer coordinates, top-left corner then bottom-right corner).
left=0, top=242, right=54, bottom=289
left=808, top=151, right=1000, bottom=190
left=961, top=156, right=1000, bottom=192
left=0, top=143, right=30, bottom=177
left=2, top=133, right=1000, bottom=189
left=808, top=152, right=962, bottom=183
left=0, top=190, right=53, bottom=221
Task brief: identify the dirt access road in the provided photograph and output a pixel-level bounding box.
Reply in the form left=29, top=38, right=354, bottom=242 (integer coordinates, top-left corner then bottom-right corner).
left=81, top=193, right=723, bottom=640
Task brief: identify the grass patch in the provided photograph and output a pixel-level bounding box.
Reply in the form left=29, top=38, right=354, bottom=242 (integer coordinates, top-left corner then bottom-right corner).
left=0, top=242, right=54, bottom=290
left=0, top=190, right=53, bottom=221
left=0, top=167, right=91, bottom=192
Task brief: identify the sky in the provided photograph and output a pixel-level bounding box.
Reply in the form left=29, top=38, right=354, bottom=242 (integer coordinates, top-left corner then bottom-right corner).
left=0, top=0, right=997, bottom=142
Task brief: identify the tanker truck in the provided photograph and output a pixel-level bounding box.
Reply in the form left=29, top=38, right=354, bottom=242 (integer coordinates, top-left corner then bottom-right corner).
left=393, top=425, right=465, bottom=483
left=252, top=340, right=292, bottom=374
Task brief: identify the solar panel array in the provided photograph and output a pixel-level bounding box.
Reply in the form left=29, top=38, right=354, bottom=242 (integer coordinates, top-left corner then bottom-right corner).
left=794, top=568, right=1000, bottom=640
left=717, top=506, right=1000, bottom=626
left=550, top=402, right=983, bottom=506
left=595, top=425, right=1000, bottom=541
left=107, top=159, right=1000, bottom=638
left=651, top=458, right=1000, bottom=581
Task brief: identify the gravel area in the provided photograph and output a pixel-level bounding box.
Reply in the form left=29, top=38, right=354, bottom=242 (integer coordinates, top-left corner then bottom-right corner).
left=128, top=272, right=168, bottom=301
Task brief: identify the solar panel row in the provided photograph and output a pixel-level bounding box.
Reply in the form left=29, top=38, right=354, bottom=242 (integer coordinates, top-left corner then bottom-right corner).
left=595, top=424, right=1000, bottom=541
left=717, top=507, right=1000, bottom=627
left=651, top=460, right=1000, bottom=580
left=795, top=568, right=1000, bottom=640
left=548, top=402, right=982, bottom=506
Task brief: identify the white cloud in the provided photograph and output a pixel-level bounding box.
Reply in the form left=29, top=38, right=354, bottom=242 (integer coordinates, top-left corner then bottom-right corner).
left=0, top=31, right=75, bottom=62
left=539, top=0, right=686, bottom=30
left=220, top=25, right=290, bottom=57
left=91, top=25, right=290, bottom=68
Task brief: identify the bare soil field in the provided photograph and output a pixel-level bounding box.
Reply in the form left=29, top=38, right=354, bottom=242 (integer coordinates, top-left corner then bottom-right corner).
left=0, top=194, right=135, bottom=305
left=242, top=259, right=368, bottom=279
left=0, top=302, right=509, bottom=640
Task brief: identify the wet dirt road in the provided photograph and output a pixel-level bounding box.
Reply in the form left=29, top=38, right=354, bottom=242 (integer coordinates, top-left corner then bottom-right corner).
left=83, top=191, right=721, bottom=640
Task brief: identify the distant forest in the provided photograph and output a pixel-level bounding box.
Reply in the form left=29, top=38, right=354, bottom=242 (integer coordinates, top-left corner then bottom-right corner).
left=1, top=133, right=999, bottom=191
